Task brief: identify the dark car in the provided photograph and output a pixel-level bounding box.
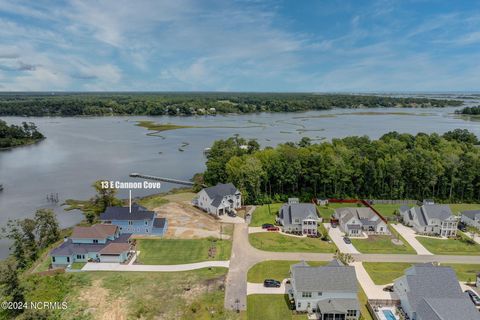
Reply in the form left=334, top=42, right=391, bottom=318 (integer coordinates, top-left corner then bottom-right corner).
left=262, top=223, right=274, bottom=229
left=267, top=226, right=280, bottom=232
left=458, top=222, right=467, bottom=232
left=343, top=237, right=351, bottom=244
left=383, top=285, right=394, bottom=292
left=263, top=279, right=281, bottom=288
left=227, top=211, right=237, bottom=217
left=465, top=290, right=480, bottom=306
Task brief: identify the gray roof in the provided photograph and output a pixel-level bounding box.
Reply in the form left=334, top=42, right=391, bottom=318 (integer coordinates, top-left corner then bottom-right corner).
left=153, top=217, right=167, bottom=228
left=203, top=183, right=239, bottom=208
left=317, top=298, right=360, bottom=314
left=462, top=210, right=480, bottom=220
left=279, top=203, right=318, bottom=226
left=416, top=297, right=480, bottom=320
left=421, top=204, right=454, bottom=221
left=50, top=233, right=131, bottom=256
left=100, top=203, right=154, bottom=221
left=291, top=261, right=357, bottom=293
left=336, top=207, right=384, bottom=226
left=398, top=264, right=475, bottom=317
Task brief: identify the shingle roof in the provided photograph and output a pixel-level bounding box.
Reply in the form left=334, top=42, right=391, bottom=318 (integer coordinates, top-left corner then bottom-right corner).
left=153, top=217, right=166, bottom=228
left=50, top=233, right=131, bottom=256
left=204, top=183, right=239, bottom=208
left=99, top=243, right=131, bottom=255
left=279, top=203, right=318, bottom=226
left=316, top=298, right=360, bottom=314
left=336, top=207, right=384, bottom=226
left=416, top=297, right=480, bottom=320
left=462, top=210, right=480, bottom=220
left=421, top=204, right=454, bottom=221
left=291, top=261, right=357, bottom=292
left=71, top=224, right=117, bottom=239
left=100, top=204, right=155, bottom=221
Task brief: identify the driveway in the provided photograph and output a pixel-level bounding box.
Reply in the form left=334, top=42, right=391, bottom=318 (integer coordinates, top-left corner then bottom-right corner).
left=390, top=224, right=433, bottom=255
left=247, top=279, right=290, bottom=295
left=352, top=262, right=398, bottom=300
left=81, top=260, right=230, bottom=272
left=325, top=223, right=360, bottom=254
left=463, top=232, right=480, bottom=245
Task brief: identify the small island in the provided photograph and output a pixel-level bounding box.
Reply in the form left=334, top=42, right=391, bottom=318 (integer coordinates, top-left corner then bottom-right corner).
left=456, top=105, right=480, bottom=115
left=0, top=120, right=45, bottom=149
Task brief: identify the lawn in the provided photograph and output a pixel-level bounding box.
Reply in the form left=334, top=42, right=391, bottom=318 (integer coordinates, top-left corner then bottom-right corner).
left=247, top=295, right=306, bottom=320
left=136, top=238, right=232, bottom=264
left=247, top=260, right=329, bottom=283
left=137, top=194, right=169, bottom=209
left=71, top=262, right=86, bottom=270
left=350, top=235, right=416, bottom=254
left=448, top=203, right=480, bottom=215
left=363, top=262, right=480, bottom=284
left=415, top=234, right=480, bottom=255
left=358, top=286, right=373, bottom=320
left=317, top=203, right=363, bottom=221
left=371, top=204, right=404, bottom=217
left=250, top=203, right=283, bottom=226
left=249, top=233, right=336, bottom=253
left=24, top=267, right=238, bottom=320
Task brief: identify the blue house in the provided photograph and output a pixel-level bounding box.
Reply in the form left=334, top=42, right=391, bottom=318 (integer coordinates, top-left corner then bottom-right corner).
left=100, top=203, right=168, bottom=236
left=50, top=224, right=132, bottom=267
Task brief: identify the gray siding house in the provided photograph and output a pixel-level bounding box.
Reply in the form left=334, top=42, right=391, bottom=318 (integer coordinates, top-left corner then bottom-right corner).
left=193, top=183, right=241, bottom=216
left=400, top=204, right=458, bottom=237
left=276, top=201, right=321, bottom=236
left=289, top=260, right=360, bottom=320
left=335, top=207, right=389, bottom=237
left=393, top=264, right=479, bottom=320
left=461, top=210, right=480, bottom=229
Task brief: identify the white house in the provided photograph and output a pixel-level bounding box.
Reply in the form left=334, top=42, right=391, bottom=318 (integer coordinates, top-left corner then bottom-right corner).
left=335, top=207, right=389, bottom=237
left=461, top=210, right=480, bottom=230
left=193, top=183, right=241, bottom=216
left=393, top=264, right=479, bottom=320
left=276, top=200, right=321, bottom=236
left=400, top=204, right=458, bottom=237
left=289, top=260, right=360, bottom=320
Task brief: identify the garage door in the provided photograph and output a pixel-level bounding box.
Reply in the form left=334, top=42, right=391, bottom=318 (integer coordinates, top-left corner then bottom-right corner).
left=100, top=255, right=120, bottom=263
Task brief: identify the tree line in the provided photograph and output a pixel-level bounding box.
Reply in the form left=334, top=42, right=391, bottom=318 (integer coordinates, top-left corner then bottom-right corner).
left=201, top=129, right=480, bottom=204
left=0, top=92, right=462, bottom=116
left=456, top=105, right=480, bottom=115
left=0, top=120, right=44, bottom=149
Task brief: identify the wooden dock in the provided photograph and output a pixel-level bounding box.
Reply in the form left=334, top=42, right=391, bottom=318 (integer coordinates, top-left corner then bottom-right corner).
left=129, top=173, right=205, bottom=187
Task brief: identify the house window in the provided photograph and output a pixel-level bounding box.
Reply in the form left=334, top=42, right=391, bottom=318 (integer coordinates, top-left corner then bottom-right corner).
left=307, top=302, right=311, bottom=308
left=67, top=257, right=70, bottom=263
left=347, top=310, right=357, bottom=316
left=52, top=257, right=56, bottom=262
left=297, top=302, right=301, bottom=308
left=128, top=220, right=133, bottom=225
left=145, top=220, right=148, bottom=225
left=318, top=292, right=322, bottom=296
left=302, top=292, right=312, bottom=298
left=93, top=239, right=98, bottom=244
left=146, top=229, right=149, bottom=233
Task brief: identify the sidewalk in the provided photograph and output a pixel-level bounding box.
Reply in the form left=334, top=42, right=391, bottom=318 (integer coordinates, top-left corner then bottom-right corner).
left=82, top=260, right=230, bottom=272
left=390, top=224, right=433, bottom=255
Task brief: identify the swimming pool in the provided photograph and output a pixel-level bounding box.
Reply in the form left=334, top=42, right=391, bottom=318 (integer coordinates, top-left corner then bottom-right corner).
left=382, top=309, right=397, bottom=320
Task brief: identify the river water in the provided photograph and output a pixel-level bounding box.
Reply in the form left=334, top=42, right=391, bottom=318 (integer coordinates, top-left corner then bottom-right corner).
left=0, top=105, right=479, bottom=258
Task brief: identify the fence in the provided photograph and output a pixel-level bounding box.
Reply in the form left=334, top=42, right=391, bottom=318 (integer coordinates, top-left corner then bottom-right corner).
left=367, top=199, right=418, bottom=205
left=367, top=299, right=402, bottom=320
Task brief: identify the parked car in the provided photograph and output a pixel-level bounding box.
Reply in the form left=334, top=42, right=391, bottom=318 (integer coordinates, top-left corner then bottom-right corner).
left=263, top=279, right=281, bottom=288
left=383, top=285, right=394, bottom=292
left=267, top=226, right=279, bottom=232
left=465, top=290, right=480, bottom=306
left=227, top=211, right=237, bottom=217
left=343, top=237, right=351, bottom=244
left=458, top=222, right=467, bottom=232
left=262, top=223, right=274, bottom=229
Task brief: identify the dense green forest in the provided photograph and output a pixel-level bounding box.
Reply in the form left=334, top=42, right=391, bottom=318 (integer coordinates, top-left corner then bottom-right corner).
left=0, top=120, right=44, bottom=149
left=0, top=92, right=462, bottom=116
left=201, top=129, right=480, bottom=203
left=456, top=105, right=480, bottom=115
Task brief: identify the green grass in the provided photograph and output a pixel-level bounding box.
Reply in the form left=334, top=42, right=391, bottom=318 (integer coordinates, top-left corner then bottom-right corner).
left=137, top=238, right=232, bottom=264
left=71, top=262, right=86, bottom=270
left=363, top=262, right=480, bottom=284
left=371, top=204, right=404, bottom=217
left=248, top=233, right=336, bottom=253
left=137, top=193, right=169, bottom=209
left=247, top=295, right=306, bottom=320
left=416, top=234, right=480, bottom=255
left=136, top=120, right=195, bottom=131
left=448, top=203, right=480, bottom=215
left=250, top=203, right=283, bottom=226
left=358, top=286, right=373, bottom=320
left=350, top=235, right=416, bottom=254
left=247, top=260, right=329, bottom=283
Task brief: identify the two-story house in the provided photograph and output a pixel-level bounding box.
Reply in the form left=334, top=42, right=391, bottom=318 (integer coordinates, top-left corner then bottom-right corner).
left=335, top=207, right=389, bottom=237
left=289, top=260, right=360, bottom=320
left=276, top=200, right=321, bottom=236
left=393, top=264, right=479, bottom=320
left=461, top=210, right=480, bottom=229
left=100, top=203, right=167, bottom=236
left=193, top=183, right=241, bottom=216
left=50, top=224, right=132, bottom=267
left=400, top=204, right=457, bottom=237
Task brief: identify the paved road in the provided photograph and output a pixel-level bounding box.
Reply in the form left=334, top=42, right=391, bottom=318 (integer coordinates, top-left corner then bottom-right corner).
left=325, top=223, right=360, bottom=254
left=390, top=224, right=433, bottom=255
left=82, top=260, right=230, bottom=272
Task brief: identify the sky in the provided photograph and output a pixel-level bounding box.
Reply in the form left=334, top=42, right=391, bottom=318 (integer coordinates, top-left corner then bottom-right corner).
left=0, top=0, right=479, bottom=92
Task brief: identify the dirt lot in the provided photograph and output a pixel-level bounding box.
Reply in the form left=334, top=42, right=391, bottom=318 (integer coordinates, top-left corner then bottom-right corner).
left=78, top=279, right=128, bottom=320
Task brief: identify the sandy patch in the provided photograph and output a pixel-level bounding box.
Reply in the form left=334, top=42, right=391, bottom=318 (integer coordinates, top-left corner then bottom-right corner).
left=78, top=279, right=128, bottom=320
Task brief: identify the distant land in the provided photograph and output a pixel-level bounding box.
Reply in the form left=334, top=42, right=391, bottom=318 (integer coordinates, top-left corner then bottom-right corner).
left=0, top=92, right=463, bottom=117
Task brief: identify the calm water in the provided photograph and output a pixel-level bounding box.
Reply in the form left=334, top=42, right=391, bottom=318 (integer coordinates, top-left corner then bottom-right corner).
left=0, top=105, right=479, bottom=257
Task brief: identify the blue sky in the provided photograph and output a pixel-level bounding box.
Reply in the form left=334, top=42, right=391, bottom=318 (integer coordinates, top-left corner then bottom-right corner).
left=0, top=0, right=479, bottom=92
